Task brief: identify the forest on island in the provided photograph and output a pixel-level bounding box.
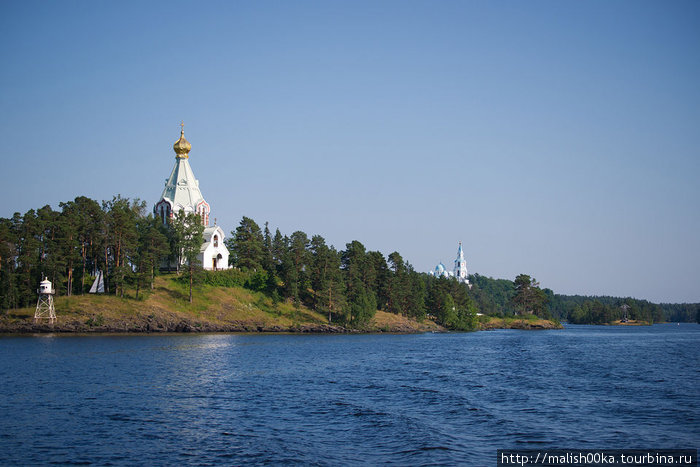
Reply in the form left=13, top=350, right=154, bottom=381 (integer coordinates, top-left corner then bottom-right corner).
left=0, top=196, right=478, bottom=330
left=469, top=275, right=699, bottom=324
left=548, top=294, right=699, bottom=324
left=1, top=196, right=698, bottom=327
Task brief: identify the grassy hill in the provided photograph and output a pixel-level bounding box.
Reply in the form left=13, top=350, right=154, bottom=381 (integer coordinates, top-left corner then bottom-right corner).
left=1, top=275, right=564, bottom=334
left=0, top=275, right=445, bottom=334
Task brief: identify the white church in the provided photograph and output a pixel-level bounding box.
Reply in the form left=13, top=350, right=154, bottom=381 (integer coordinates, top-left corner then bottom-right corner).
left=429, top=242, right=470, bottom=286
left=154, top=124, right=231, bottom=271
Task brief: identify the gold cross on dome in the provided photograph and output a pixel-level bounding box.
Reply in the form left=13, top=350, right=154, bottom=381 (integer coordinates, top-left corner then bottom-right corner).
left=180, top=121, right=185, bottom=132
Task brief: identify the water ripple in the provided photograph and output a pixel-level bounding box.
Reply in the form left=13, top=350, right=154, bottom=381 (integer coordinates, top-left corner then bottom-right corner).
left=0, top=324, right=698, bottom=464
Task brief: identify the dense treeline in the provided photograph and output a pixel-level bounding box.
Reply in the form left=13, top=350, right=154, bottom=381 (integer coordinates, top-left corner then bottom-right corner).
left=223, top=217, right=479, bottom=329
left=468, top=274, right=516, bottom=315
left=469, top=273, right=554, bottom=319
left=658, top=303, right=700, bottom=323
left=3, top=196, right=696, bottom=328
left=435, top=272, right=699, bottom=324
left=566, top=300, right=655, bottom=324
left=0, top=196, right=205, bottom=309
left=547, top=294, right=700, bottom=324
left=0, top=198, right=479, bottom=330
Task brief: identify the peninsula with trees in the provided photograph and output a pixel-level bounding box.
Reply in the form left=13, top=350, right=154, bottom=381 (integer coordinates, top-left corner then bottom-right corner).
left=0, top=197, right=558, bottom=333
left=1, top=129, right=697, bottom=332
left=1, top=198, right=697, bottom=333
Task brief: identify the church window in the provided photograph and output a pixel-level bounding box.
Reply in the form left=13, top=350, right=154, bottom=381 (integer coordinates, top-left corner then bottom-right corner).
left=213, top=235, right=218, bottom=247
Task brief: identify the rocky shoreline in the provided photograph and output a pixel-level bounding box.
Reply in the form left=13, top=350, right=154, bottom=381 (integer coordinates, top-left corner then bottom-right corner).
left=479, top=321, right=562, bottom=331
left=0, top=311, right=444, bottom=334
left=0, top=318, right=361, bottom=334
left=0, top=316, right=562, bottom=334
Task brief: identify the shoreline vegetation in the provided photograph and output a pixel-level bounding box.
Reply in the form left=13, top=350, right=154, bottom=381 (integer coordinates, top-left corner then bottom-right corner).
left=2, top=196, right=698, bottom=330
left=0, top=276, right=562, bottom=334
left=610, top=319, right=650, bottom=326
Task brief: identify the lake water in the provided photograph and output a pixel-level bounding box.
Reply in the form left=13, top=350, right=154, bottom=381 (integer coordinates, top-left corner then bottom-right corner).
left=0, top=324, right=698, bottom=465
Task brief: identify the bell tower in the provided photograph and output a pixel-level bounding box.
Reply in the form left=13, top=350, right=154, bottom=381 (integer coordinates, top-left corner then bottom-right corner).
left=454, top=242, right=469, bottom=285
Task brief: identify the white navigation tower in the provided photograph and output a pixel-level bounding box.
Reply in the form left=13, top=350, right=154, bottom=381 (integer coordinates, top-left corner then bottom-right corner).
left=34, top=277, right=56, bottom=324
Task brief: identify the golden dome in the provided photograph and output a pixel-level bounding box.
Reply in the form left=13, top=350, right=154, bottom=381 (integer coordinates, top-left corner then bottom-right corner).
left=173, top=123, right=191, bottom=158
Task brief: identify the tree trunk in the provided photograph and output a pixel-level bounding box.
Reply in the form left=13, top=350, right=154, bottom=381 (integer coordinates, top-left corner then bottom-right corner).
left=67, top=265, right=72, bottom=297
left=81, top=243, right=86, bottom=295
left=104, top=248, right=110, bottom=294
left=135, top=273, right=140, bottom=300
left=328, top=285, right=332, bottom=323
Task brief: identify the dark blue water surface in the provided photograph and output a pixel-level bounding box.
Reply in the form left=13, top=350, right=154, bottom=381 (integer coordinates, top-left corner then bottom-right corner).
left=1, top=324, right=698, bottom=465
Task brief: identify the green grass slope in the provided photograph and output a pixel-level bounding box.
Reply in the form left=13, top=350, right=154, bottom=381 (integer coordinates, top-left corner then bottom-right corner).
left=0, top=275, right=444, bottom=334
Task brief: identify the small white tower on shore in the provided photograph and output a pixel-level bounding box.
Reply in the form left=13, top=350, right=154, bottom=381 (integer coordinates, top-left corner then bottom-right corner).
left=34, top=277, right=56, bottom=324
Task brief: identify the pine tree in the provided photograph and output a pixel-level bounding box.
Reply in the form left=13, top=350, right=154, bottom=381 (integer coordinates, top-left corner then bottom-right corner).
left=387, top=251, right=409, bottom=315
left=271, top=229, right=286, bottom=268
left=280, top=247, right=298, bottom=301
left=173, top=211, right=204, bottom=303
left=0, top=217, right=19, bottom=310
left=366, top=251, right=389, bottom=310
left=134, top=215, right=169, bottom=299
left=227, top=216, right=264, bottom=270
left=57, top=200, right=83, bottom=296
left=341, top=241, right=376, bottom=326
left=16, top=209, right=42, bottom=306
left=262, top=222, right=274, bottom=274
left=309, top=235, right=346, bottom=322
left=289, top=231, right=310, bottom=304
left=103, top=196, right=144, bottom=297
left=37, top=205, right=61, bottom=294
left=406, top=269, right=427, bottom=320
left=72, top=196, right=104, bottom=294
left=510, top=274, right=548, bottom=316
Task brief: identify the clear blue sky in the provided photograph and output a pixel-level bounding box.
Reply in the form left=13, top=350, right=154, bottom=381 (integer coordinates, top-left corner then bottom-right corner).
left=1, top=1, right=699, bottom=303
